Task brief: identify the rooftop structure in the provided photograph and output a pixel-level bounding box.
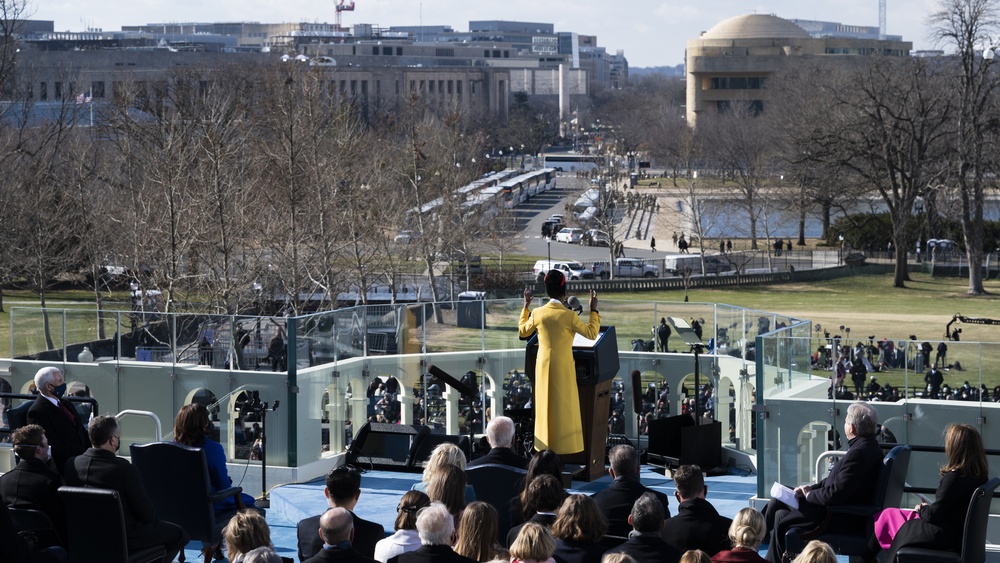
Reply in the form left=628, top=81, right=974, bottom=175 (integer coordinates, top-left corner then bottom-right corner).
left=686, top=13, right=911, bottom=125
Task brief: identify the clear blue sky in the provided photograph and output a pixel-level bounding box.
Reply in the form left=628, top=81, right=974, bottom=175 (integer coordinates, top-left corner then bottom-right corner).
left=36, top=0, right=943, bottom=67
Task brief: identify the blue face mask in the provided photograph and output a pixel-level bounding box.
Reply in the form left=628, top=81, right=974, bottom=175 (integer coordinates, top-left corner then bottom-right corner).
left=52, top=383, right=67, bottom=398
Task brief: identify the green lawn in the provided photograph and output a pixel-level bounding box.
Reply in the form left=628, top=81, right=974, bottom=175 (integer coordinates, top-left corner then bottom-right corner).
left=6, top=272, right=1000, bottom=393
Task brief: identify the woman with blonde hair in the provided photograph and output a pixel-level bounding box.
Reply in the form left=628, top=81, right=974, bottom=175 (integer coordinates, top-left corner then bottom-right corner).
left=601, top=555, right=637, bottom=563
left=878, top=423, right=990, bottom=562
left=427, top=463, right=468, bottom=522
left=411, top=442, right=477, bottom=501
left=510, top=522, right=557, bottom=563
left=711, top=508, right=765, bottom=563
left=550, top=494, right=607, bottom=563
left=680, top=551, right=712, bottom=563
left=455, top=501, right=507, bottom=562
left=791, top=540, right=836, bottom=563
left=374, top=490, right=430, bottom=562
left=223, top=511, right=272, bottom=562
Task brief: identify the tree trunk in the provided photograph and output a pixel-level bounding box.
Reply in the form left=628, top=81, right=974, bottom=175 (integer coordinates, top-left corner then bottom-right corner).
left=892, top=240, right=908, bottom=288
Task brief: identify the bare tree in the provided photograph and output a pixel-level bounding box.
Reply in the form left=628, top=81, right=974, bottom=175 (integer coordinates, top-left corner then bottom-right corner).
left=779, top=57, right=953, bottom=287
left=930, top=0, right=1000, bottom=295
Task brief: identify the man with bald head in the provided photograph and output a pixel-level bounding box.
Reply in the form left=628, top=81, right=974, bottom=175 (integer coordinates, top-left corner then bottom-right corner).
left=26, top=367, right=90, bottom=475
left=468, top=416, right=527, bottom=469
left=303, top=507, right=377, bottom=563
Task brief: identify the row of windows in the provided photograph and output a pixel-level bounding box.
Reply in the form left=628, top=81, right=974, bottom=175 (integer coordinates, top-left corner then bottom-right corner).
left=372, top=46, right=405, bottom=56
left=30, top=81, right=107, bottom=101
left=365, top=45, right=511, bottom=59
left=825, top=47, right=908, bottom=56
left=710, top=77, right=766, bottom=90
left=717, top=100, right=764, bottom=115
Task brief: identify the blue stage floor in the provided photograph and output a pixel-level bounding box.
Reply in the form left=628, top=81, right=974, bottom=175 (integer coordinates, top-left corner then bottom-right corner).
left=214, top=465, right=759, bottom=563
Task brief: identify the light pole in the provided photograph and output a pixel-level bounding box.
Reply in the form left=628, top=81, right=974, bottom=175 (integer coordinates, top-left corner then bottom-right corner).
left=547, top=238, right=551, bottom=264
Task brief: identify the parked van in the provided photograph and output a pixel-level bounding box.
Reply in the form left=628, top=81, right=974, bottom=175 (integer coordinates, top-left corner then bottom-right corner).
left=532, top=260, right=595, bottom=282
left=662, top=254, right=733, bottom=276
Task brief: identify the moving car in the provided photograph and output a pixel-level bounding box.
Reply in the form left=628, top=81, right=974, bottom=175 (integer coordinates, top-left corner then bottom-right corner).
left=555, top=227, right=584, bottom=244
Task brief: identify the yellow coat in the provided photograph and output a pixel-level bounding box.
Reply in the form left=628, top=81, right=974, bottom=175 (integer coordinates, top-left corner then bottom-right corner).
left=518, top=300, right=601, bottom=454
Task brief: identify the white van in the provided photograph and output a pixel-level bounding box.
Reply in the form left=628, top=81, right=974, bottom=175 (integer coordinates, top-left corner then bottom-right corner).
left=663, top=254, right=733, bottom=276
left=532, top=260, right=595, bottom=282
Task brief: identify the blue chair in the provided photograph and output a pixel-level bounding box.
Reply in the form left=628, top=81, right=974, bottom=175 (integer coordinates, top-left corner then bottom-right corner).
left=59, top=486, right=164, bottom=563
left=786, top=444, right=912, bottom=557
left=467, top=463, right=528, bottom=545
left=895, top=477, right=1000, bottom=563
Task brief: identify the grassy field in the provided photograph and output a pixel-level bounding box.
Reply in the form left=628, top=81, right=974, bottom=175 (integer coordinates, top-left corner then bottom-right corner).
left=5, top=272, right=1000, bottom=392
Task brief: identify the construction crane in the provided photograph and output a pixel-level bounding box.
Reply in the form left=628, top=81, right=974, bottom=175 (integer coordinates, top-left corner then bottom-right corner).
left=335, top=0, right=356, bottom=31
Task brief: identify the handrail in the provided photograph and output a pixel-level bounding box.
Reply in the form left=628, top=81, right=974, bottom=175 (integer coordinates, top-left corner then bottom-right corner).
left=115, top=409, right=162, bottom=442
left=814, top=450, right=847, bottom=483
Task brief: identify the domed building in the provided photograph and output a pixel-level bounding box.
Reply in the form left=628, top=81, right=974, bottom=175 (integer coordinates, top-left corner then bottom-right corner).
left=685, top=13, right=911, bottom=125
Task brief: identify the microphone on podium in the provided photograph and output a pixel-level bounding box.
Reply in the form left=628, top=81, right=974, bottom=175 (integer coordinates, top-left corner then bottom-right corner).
left=566, top=295, right=583, bottom=314
left=630, top=369, right=643, bottom=414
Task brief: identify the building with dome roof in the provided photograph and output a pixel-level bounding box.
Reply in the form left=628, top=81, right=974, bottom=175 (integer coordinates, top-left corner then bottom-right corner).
left=685, top=13, right=911, bottom=125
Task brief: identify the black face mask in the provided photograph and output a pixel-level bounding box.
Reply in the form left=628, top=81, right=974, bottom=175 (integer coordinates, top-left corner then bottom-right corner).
left=113, top=435, right=121, bottom=452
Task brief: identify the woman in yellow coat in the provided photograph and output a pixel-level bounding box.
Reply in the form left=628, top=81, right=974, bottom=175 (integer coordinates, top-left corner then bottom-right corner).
left=518, top=269, right=601, bottom=454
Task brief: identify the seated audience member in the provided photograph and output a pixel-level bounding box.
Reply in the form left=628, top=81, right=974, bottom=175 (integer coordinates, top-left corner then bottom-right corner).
left=601, top=555, right=636, bottom=563
left=244, top=546, right=283, bottom=563
left=661, top=465, right=732, bottom=555
left=591, top=446, right=671, bottom=538
left=681, top=551, right=712, bottom=563
left=387, top=501, right=477, bottom=563
left=879, top=423, right=989, bottom=562
left=509, top=522, right=557, bottom=563
left=507, top=474, right=565, bottom=546
left=469, top=416, right=528, bottom=469
left=375, top=491, right=431, bottom=563
left=511, top=451, right=565, bottom=525
left=427, top=464, right=469, bottom=522
left=763, top=402, right=883, bottom=563
left=63, top=415, right=188, bottom=563
left=304, top=507, right=378, bottom=563
left=26, top=367, right=90, bottom=476
left=711, top=508, right=766, bottom=563
left=298, top=466, right=385, bottom=561
left=605, top=493, right=681, bottom=563
left=454, top=501, right=506, bottom=562
left=0, top=424, right=65, bottom=545
left=791, top=541, right=836, bottom=563
left=550, top=494, right=608, bottom=563
left=225, top=511, right=273, bottom=563
left=173, top=403, right=257, bottom=513
left=412, top=442, right=477, bottom=501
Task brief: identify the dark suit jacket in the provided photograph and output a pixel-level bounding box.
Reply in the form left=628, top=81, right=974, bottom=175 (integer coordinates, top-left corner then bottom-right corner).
left=468, top=447, right=528, bottom=469
left=804, top=434, right=883, bottom=510
left=388, top=545, right=478, bottom=563
left=885, top=471, right=986, bottom=560
left=298, top=510, right=385, bottom=562
left=26, top=396, right=90, bottom=474
left=303, top=545, right=378, bottom=563
left=591, top=475, right=672, bottom=538
left=554, top=538, right=607, bottom=563
left=661, top=497, right=732, bottom=555
left=0, top=457, right=66, bottom=543
left=609, top=533, right=681, bottom=563
left=507, top=512, right=556, bottom=546
left=63, top=448, right=158, bottom=540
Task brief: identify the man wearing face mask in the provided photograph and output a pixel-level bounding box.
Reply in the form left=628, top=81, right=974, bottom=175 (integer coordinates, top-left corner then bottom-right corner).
left=64, top=415, right=189, bottom=562
left=0, top=424, right=66, bottom=547
left=26, top=367, right=90, bottom=476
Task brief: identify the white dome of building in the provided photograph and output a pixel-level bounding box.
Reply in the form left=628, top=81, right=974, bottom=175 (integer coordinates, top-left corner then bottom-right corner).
left=701, top=14, right=809, bottom=40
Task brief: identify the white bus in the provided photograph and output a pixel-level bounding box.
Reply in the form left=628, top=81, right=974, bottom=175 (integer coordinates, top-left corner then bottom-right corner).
left=541, top=154, right=605, bottom=173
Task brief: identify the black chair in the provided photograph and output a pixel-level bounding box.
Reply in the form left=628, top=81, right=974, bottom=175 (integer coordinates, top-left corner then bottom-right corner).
left=130, top=442, right=246, bottom=563
left=59, top=486, right=165, bottom=563
left=8, top=507, right=61, bottom=549
left=896, top=477, right=1000, bottom=563
left=467, top=463, right=528, bottom=545
left=786, top=444, right=912, bottom=557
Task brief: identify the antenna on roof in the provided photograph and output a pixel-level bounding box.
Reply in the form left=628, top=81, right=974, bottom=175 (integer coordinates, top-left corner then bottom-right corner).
left=879, top=0, right=887, bottom=40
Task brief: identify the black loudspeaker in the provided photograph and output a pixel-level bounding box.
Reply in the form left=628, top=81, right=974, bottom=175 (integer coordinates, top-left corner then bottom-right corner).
left=408, top=433, right=472, bottom=470
left=347, top=422, right=429, bottom=471
left=630, top=370, right=643, bottom=414
left=647, top=415, right=721, bottom=470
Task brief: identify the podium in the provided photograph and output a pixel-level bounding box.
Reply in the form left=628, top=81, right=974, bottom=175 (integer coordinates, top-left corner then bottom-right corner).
left=524, top=325, right=619, bottom=481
